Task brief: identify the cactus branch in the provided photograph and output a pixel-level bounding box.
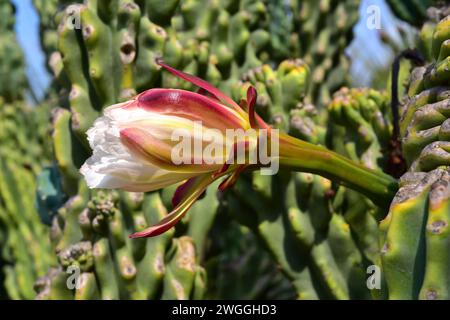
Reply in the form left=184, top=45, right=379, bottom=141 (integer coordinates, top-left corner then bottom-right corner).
left=388, top=49, right=425, bottom=178
left=391, top=49, right=425, bottom=140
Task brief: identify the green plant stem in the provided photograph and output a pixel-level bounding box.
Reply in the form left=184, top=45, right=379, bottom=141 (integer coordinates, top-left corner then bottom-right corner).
left=278, top=133, right=398, bottom=210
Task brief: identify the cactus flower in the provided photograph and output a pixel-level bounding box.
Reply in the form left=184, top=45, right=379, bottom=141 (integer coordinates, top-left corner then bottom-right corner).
left=81, top=60, right=275, bottom=238
left=81, top=60, right=398, bottom=238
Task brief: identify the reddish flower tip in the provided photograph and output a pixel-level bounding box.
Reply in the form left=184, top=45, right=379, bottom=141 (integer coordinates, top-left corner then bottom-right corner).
left=247, top=86, right=257, bottom=129
left=156, top=58, right=245, bottom=114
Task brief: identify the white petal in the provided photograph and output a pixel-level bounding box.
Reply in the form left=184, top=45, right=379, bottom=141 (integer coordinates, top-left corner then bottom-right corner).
left=80, top=111, right=195, bottom=191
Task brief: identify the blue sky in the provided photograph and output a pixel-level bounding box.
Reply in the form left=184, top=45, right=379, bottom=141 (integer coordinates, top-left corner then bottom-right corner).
left=348, top=0, right=413, bottom=86
left=12, top=0, right=51, bottom=101
left=12, top=0, right=406, bottom=101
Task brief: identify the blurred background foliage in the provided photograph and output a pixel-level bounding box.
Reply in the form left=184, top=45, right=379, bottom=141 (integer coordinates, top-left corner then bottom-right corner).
left=11, top=0, right=420, bottom=102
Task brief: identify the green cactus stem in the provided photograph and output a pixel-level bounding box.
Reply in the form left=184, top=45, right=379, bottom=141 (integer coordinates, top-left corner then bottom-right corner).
left=278, top=133, right=398, bottom=209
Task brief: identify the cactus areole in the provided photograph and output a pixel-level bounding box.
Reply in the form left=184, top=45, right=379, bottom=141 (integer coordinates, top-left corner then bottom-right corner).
left=81, top=60, right=397, bottom=238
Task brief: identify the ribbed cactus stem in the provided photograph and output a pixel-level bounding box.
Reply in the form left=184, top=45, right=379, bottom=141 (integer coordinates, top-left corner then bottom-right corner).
left=279, top=133, right=398, bottom=209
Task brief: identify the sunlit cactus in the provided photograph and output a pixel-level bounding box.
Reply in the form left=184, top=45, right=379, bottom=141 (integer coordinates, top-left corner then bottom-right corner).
left=0, top=0, right=450, bottom=301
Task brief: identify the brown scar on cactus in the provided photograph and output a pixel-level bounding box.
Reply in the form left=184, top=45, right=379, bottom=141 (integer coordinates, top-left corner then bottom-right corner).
left=429, top=174, right=450, bottom=209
